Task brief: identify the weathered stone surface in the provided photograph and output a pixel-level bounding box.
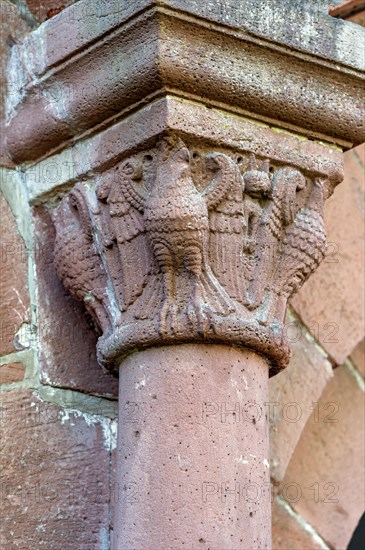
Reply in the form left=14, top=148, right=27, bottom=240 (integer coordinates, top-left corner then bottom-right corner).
left=0, top=4, right=362, bottom=550
left=330, top=1, right=365, bottom=26
left=33, top=206, right=118, bottom=397
left=282, top=364, right=365, bottom=550
left=354, top=142, right=365, bottom=165
left=269, top=316, right=333, bottom=485
left=0, top=389, right=111, bottom=549
left=26, top=0, right=77, bottom=22
left=9, top=0, right=365, bottom=74
left=52, top=137, right=335, bottom=376
left=291, top=147, right=365, bottom=364
left=0, top=1, right=32, bottom=122
left=272, top=498, right=324, bottom=550
left=0, top=192, right=30, bottom=355
left=351, top=338, right=365, bottom=378
left=114, top=344, right=271, bottom=550
left=0, top=362, right=25, bottom=384
left=3, top=0, right=364, bottom=162
left=24, top=97, right=344, bottom=206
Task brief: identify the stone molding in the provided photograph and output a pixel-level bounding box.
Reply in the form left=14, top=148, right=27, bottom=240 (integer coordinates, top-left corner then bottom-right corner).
left=3, top=0, right=364, bottom=163
left=23, top=97, right=344, bottom=205
left=52, top=135, right=331, bottom=376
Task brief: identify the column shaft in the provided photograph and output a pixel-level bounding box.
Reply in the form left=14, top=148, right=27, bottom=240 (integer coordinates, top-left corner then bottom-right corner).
left=113, top=344, right=270, bottom=549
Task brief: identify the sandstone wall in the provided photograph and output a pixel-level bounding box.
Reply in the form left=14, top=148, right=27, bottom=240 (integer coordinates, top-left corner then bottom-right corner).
left=0, top=2, right=364, bottom=548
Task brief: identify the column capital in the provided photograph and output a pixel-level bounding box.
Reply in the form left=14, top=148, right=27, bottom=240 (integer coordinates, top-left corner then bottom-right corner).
left=5, top=0, right=361, bottom=375
left=53, top=134, right=335, bottom=375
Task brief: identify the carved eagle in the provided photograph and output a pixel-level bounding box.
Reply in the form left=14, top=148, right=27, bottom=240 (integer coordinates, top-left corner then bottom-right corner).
left=94, top=137, right=245, bottom=337
left=52, top=185, right=112, bottom=333
left=263, top=178, right=327, bottom=324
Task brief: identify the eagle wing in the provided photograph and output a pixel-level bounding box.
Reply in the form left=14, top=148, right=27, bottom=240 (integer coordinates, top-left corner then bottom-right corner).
left=52, top=184, right=111, bottom=332
left=273, top=209, right=327, bottom=298
left=203, top=153, right=248, bottom=306
left=271, top=178, right=327, bottom=299
left=95, top=160, right=154, bottom=314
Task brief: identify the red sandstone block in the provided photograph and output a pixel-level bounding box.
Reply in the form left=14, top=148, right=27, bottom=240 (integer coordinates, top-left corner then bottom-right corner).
left=269, top=317, right=333, bottom=485
left=26, top=1, right=77, bottom=22
left=282, top=364, right=365, bottom=549
left=291, top=148, right=365, bottom=364
left=0, top=2, right=32, bottom=122
left=0, top=193, right=30, bottom=356
left=0, top=389, right=111, bottom=549
left=354, top=143, right=365, bottom=166
left=272, top=498, right=324, bottom=549
left=346, top=10, right=365, bottom=26
left=0, top=362, right=25, bottom=384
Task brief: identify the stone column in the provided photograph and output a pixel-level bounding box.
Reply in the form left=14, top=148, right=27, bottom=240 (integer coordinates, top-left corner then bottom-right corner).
left=2, top=1, right=364, bottom=548
left=115, top=345, right=270, bottom=549
left=51, top=134, right=338, bottom=549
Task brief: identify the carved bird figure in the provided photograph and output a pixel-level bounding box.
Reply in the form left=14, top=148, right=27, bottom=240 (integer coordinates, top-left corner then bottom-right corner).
left=243, top=154, right=271, bottom=198
left=52, top=185, right=112, bottom=333
left=261, top=178, right=327, bottom=324
left=246, top=167, right=307, bottom=310
left=96, top=136, right=241, bottom=337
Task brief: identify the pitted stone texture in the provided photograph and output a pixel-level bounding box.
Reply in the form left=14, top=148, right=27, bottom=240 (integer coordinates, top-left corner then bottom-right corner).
left=0, top=192, right=30, bottom=355
left=272, top=499, right=324, bottom=550
left=0, top=1, right=32, bottom=122
left=0, top=362, right=25, bottom=384
left=34, top=206, right=118, bottom=397
left=26, top=1, right=77, bottom=22
left=52, top=137, right=331, bottom=376
left=24, top=97, right=344, bottom=206
left=7, top=0, right=365, bottom=73
left=4, top=1, right=364, bottom=163
left=0, top=389, right=111, bottom=549
left=114, top=344, right=271, bottom=550
left=269, top=317, right=333, bottom=485
left=282, top=364, right=365, bottom=550
left=291, top=147, right=365, bottom=364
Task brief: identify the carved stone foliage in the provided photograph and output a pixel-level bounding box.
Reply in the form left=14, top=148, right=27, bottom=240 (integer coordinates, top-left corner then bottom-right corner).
left=52, top=136, right=327, bottom=375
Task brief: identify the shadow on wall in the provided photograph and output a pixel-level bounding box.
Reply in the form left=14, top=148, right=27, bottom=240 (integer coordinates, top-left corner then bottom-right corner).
left=348, top=512, right=365, bottom=549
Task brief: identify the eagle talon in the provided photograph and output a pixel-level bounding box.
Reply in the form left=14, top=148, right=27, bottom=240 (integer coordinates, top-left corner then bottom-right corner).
left=187, top=303, right=198, bottom=333
left=203, top=306, right=216, bottom=334
left=187, top=303, right=213, bottom=337
left=158, top=302, right=170, bottom=338
left=169, top=304, right=179, bottom=335
left=158, top=302, right=181, bottom=337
